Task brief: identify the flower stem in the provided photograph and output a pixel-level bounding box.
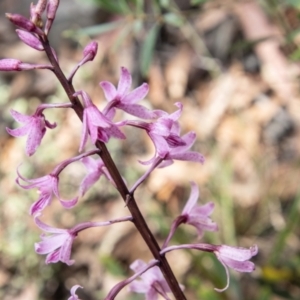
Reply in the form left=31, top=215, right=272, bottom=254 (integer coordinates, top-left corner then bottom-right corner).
left=105, top=260, right=159, bottom=300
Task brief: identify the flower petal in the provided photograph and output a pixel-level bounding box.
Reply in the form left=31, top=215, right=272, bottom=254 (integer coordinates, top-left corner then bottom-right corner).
left=35, top=233, right=67, bottom=254
left=34, top=216, right=66, bottom=233
left=117, top=67, right=132, bottom=97
left=104, top=125, right=126, bottom=140
left=6, top=124, right=30, bottom=137
left=218, top=245, right=258, bottom=261
left=149, top=134, right=169, bottom=158
left=68, top=285, right=83, bottom=300
left=81, top=156, right=98, bottom=172
left=169, top=131, right=196, bottom=154
left=87, top=106, right=111, bottom=128
left=29, top=192, right=52, bottom=215
left=219, top=256, right=256, bottom=273
left=129, top=281, right=149, bottom=294
left=10, top=109, right=31, bottom=123
left=51, top=176, right=78, bottom=209
left=188, top=218, right=219, bottom=235
left=118, top=103, right=159, bottom=119
left=25, top=117, right=45, bottom=156
left=100, top=81, right=117, bottom=101
left=121, top=83, right=149, bottom=104
left=59, top=234, right=75, bottom=265
left=168, top=102, right=183, bottom=121
left=193, top=202, right=215, bottom=216
left=45, top=249, right=60, bottom=264
left=145, top=289, right=158, bottom=300
left=170, top=151, right=205, bottom=164
left=182, top=182, right=199, bottom=214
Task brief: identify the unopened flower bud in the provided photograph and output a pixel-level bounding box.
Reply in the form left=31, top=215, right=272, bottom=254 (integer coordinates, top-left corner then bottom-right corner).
left=83, top=41, right=98, bottom=61
left=30, top=0, right=47, bottom=26
left=16, top=29, right=44, bottom=51
left=0, top=59, right=22, bottom=71
left=45, top=0, right=60, bottom=35
left=67, top=41, right=98, bottom=81
left=0, top=59, right=52, bottom=71
left=6, top=13, right=44, bottom=36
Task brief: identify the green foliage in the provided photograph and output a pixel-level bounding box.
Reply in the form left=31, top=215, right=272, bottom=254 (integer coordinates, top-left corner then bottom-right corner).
left=75, top=20, right=125, bottom=36
left=191, top=0, right=209, bottom=5
left=140, top=23, right=160, bottom=77
left=93, top=0, right=132, bottom=14
left=78, top=0, right=203, bottom=76
left=284, top=0, right=300, bottom=8
left=100, top=255, right=126, bottom=276
left=163, top=12, right=184, bottom=27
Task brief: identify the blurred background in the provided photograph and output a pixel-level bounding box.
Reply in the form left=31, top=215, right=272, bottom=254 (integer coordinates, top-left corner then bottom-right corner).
left=0, top=0, right=300, bottom=299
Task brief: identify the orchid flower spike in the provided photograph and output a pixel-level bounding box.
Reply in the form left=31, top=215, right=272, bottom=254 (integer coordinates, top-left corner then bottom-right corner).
left=100, top=67, right=164, bottom=119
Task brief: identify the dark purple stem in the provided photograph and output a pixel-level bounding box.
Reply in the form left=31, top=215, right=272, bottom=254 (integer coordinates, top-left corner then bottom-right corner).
left=40, top=36, right=186, bottom=300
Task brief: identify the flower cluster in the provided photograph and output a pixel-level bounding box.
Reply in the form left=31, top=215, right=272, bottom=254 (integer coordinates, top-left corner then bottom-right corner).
left=1, top=1, right=258, bottom=299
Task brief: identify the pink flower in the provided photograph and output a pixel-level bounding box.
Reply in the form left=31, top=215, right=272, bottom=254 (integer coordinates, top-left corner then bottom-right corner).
left=157, top=131, right=205, bottom=168
left=6, top=108, right=56, bottom=156
left=129, top=126, right=204, bottom=193
left=100, top=67, right=163, bottom=119
left=162, top=182, right=217, bottom=248
left=161, top=243, right=258, bottom=292
left=213, top=244, right=258, bottom=291
left=34, top=214, right=132, bottom=265
left=17, top=167, right=78, bottom=215
left=68, top=285, right=83, bottom=300
left=129, top=259, right=172, bottom=300
left=16, top=150, right=98, bottom=214
left=34, top=215, right=78, bottom=265
left=126, top=102, right=187, bottom=163
left=74, top=90, right=125, bottom=151
left=180, top=181, right=218, bottom=236
left=79, top=156, right=113, bottom=196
